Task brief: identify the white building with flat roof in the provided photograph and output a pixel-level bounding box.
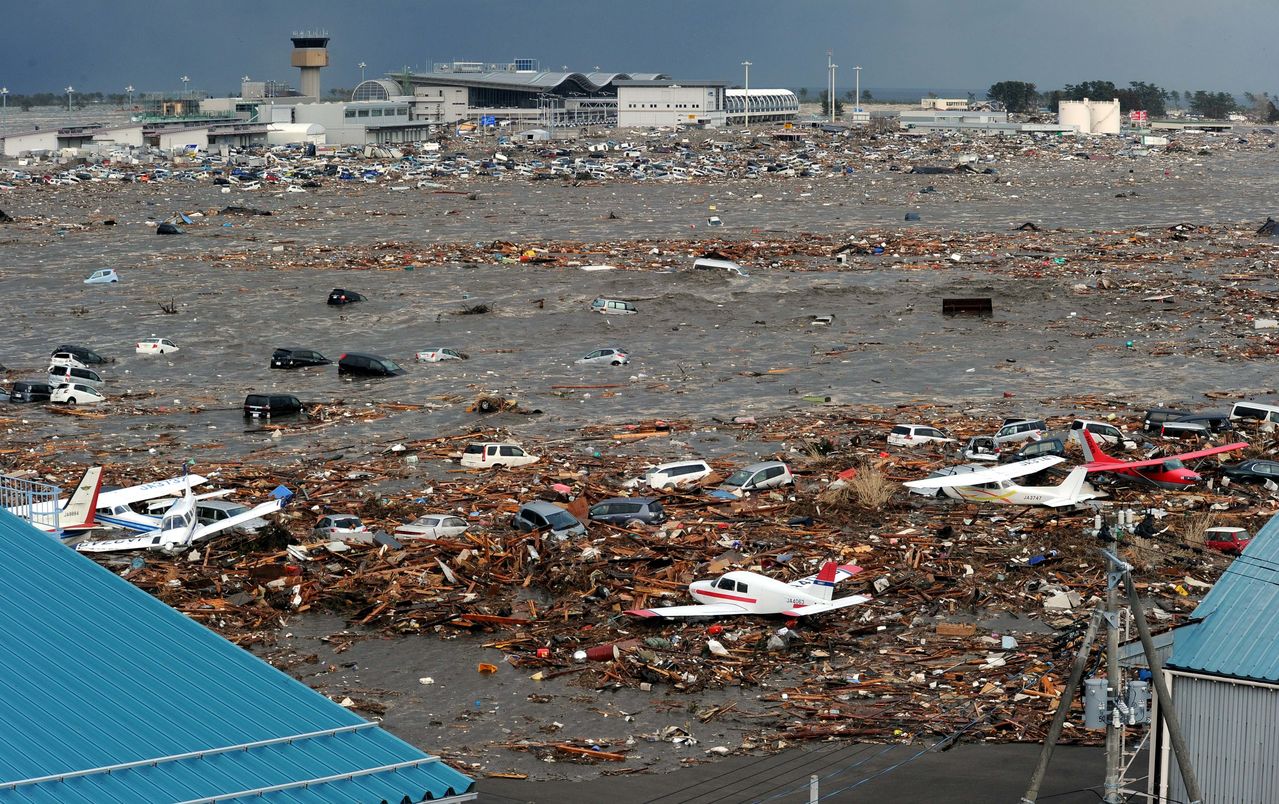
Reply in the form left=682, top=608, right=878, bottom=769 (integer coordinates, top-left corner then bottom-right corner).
left=615, top=79, right=727, bottom=128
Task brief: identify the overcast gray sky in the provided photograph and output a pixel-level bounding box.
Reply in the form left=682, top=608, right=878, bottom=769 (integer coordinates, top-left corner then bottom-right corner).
left=6, top=0, right=1273, bottom=95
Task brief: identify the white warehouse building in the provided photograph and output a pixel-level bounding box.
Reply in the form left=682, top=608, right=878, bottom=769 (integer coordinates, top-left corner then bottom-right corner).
left=725, top=89, right=800, bottom=124
left=615, top=79, right=727, bottom=128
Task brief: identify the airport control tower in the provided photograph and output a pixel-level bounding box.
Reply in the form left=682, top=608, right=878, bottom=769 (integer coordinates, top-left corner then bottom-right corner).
left=291, top=32, right=329, bottom=99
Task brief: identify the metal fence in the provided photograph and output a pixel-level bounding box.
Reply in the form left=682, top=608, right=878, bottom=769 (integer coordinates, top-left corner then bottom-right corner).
left=0, top=474, right=62, bottom=533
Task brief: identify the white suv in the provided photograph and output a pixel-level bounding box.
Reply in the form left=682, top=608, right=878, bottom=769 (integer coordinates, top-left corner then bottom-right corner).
left=993, top=419, right=1047, bottom=447
left=887, top=424, right=956, bottom=447
left=460, top=442, right=540, bottom=469
left=645, top=459, right=713, bottom=490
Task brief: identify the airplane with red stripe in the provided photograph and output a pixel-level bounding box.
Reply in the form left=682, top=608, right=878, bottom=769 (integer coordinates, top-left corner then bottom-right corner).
left=626, top=560, right=870, bottom=619
left=1079, top=428, right=1248, bottom=489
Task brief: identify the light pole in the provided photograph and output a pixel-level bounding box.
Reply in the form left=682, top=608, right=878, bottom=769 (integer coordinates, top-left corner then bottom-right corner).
left=125, top=85, right=134, bottom=108
left=854, top=65, right=862, bottom=119
left=1, top=88, right=7, bottom=129
left=180, top=75, right=190, bottom=97
left=65, top=85, right=74, bottom=113
left=741, top=60, right=751, bottom=129
left=830, top=63, right=838, bottom=122
left=358, top=62, right=367, bottom=83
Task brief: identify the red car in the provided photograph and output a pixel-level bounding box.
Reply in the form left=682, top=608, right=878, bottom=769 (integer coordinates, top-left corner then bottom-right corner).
left=1204, top=526, right=1252, bottom=555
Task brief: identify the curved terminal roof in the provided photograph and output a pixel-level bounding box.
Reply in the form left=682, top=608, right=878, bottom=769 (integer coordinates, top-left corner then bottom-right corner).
left=351, top=79, right=403, bottom=102
left=407, top=70, right=669, bottom=95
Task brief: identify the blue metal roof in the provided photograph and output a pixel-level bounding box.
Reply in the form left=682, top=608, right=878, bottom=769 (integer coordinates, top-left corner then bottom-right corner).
left=1167, top=512, right=1279, bottom=683
left=0, top=509, right=474, bottom=802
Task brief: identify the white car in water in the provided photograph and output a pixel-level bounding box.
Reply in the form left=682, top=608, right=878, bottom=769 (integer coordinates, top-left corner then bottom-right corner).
left=394, top=514, right=469, bottom=541
left=136, top=337, right=180, bottom=355
left=578, top=347, right=629, bottom=366
left=415, top=347, right=468, bottom=362
left=50, top=382, right=105, bottom=406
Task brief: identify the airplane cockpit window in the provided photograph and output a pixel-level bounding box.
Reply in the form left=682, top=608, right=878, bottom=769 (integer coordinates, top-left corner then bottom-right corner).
left=737, top=583, right=749, bottom=593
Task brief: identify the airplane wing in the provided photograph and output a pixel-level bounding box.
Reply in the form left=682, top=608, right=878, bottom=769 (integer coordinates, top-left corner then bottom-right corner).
left=904, top=455, right=1065, bottom=489
left=1086, top=442, right=1249, bottom=472
left=96, top=475, right=208, bottom=510
left=788, top=563, right=862, bottom=588
left=190, top=498, right=284, bottom=543
left=625, top=602, right=752, bottom=619
left=783, top=594, right=871, bottom=617
left=75, top=531, right=164, bottom=553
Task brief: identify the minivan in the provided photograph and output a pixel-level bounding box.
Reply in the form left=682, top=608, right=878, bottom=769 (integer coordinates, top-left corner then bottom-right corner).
left=589, top=497, right=665, bottom=526
left=993, top=419, right=1047, bottom=446
left=243, top=393, right=303, bottom=418
left=714, top=461, right=794, bottom=498
left=10, top=380, right=53, bottom=403
left=645, top=459, right=713, bottom=490
left=48, top=365, right=103, bottom=387
left=1068, top=420, right=1135, bottom=449
left=1229, top=401, right=1279, bottom=424
left=338, top=352, right=406, bottom=377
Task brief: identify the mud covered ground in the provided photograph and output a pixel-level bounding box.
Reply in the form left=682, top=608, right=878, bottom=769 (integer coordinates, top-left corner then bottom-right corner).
left=2, top=132, right=1276, bottom=796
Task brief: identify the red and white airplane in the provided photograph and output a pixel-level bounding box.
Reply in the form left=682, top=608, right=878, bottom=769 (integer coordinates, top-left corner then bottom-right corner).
left=1079, top=429, right=1248, bottom=489
left=626, top=561, right=870, bottom=619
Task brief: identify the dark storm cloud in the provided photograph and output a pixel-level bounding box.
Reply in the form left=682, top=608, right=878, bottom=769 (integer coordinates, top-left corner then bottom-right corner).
left=6, top=0, right=1272, bottom=94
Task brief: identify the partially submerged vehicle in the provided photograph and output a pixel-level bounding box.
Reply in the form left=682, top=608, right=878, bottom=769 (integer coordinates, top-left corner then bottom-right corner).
left=415, top=347, right=468, bottom=362
left=460, top=442, right=539, bottom=469
left=578, top=347, right=629, bottom=366
left=135, top=337, right=179, bottom=355
left=712, top=461, right=794, bottom=498
left=394, top=514, right=469, bottom=540
left=84, top=269, right=119, bottom=285
left=590, top=298, right=638, bottom=315
left=327, top=288, right=366, bottom=306
left=512, top=501, right=587, bottom=539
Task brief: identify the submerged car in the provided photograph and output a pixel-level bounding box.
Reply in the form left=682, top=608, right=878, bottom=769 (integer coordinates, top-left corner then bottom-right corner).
left=243, top=393, right=303, bottom=418
left=415, top=347, right=468, bottom=362
left=887, top=424, right=956, bottom=448
left=1204, top=526, right=1252, bottom=555
left=327, top=288, right=366, bottom=306
left=50, top=382, right=104, bottom=406
left=135, top=337, right=179, bottom=355
left=590, top=298, right=638, bottom=315
left=512, top=501, right=587, bottom=539
left=713, top=461, right=794, bottom=498
left=52, top=344, right=109, bottom=365
left=645, top=459, right=713, bottom=490
left=578, top=347, right=629, bottom=366
left=270, top=347, right=331, bottom=369
left=337, top=352, right=405, bottom=377
left=1222, top=459, right=1279, bottom=483
left=962, top=436, right=1000, bottom=462
left=84, top=269, right=119, bottom=285
left=48, top=365, right=103, bottom=387
left=588, top=497, right=665, bottom=526
left=10, top=381, right=53, bottom=404
left=394, top=514, right=469, bottom=540
left=460, top=442, right=539, bottom=469
left=314, top=514, right=367, bottom=540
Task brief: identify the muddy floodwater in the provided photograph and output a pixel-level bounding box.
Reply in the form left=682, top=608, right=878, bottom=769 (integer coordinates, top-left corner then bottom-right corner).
left=2, top=135, right=1277, bottom=795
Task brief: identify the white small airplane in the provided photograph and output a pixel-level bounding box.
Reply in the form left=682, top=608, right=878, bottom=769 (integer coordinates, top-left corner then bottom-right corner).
left=91, top=473, right=211, bottom=532
left=75, top=477, right=284, bottom=554
left=903, top=455, right=1106, bottom=507
left=10, top=466, right=103, bottom=534
left=626, top=560, right=870, bottom=619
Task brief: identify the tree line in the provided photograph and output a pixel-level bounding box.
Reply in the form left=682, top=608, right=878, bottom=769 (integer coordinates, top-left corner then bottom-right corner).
left=985, top=80, right=1279, bottom=122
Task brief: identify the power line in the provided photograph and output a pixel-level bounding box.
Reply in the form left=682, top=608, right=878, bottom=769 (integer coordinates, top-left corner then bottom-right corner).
left=640, top=740, right=855, bottom=804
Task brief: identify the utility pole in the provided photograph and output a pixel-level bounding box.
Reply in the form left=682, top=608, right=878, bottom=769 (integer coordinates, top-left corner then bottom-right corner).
left=359, top=61, right=367, bottom=83
left=65, top=85, right=74, bottom=113
left=826, top=51, right=832, bottom=121
left=125, top=85, right=134, bottom=108
left=1, top=87, right=7, bottom=129
left=1103, top=548, right=1123, bottom=803
left=854, top=65, right=862, bottom=117
left=741, top=60, right=751, bottom=129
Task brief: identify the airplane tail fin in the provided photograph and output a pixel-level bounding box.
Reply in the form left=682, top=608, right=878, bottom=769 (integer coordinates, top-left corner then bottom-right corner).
left=1049, top=467, right=1090, bottom=507
left=1079, top=428, right=1113, bottom=464
left=59, top=467, right=103, bottom=530
left=806, top=561, right=839, bottom=602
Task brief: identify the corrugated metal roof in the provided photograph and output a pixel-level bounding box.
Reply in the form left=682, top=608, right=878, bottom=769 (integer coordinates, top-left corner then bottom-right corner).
left=1166, top=511, right=1279, bottom=683
left=0, top=509, right=474, bottom=802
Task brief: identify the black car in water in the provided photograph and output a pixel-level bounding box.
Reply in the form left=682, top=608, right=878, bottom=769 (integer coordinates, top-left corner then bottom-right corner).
left=270, top=347, right=332, bottom=369
left=10, top=380, right=53, bottom=403
left=51, top=344, right=110, bottom=364
left=337, top=352, right=405, bottom=377
left=243, top=393, right=304, bottom=418
left=327, top=288, right=366, bottom=306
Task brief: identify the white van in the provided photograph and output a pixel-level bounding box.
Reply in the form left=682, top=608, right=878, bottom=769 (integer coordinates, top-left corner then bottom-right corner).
left=993, top=419, right=1047, bottom=447
left=645, top=459, right=713, bottom=490
left=1229, top=401, right=1279, bottom=424
left=460, top=442, right=540, bottom=469
left=1069, top=420, right=1136, bottom=450
left=48, top=365, right=104, bottom=388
